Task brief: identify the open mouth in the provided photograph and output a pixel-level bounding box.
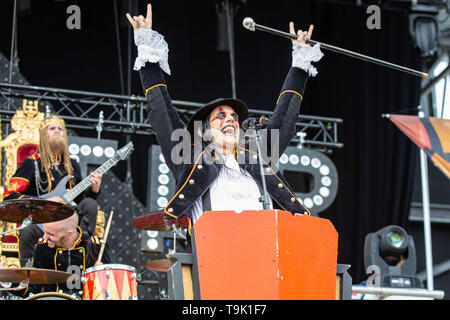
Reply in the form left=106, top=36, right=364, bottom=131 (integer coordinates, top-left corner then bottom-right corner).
left=221, top=124, right=236, bottom=136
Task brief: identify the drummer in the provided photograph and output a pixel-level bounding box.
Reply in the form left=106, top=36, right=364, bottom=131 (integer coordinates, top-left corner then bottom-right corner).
left=0, top=212, right=110, bottom=298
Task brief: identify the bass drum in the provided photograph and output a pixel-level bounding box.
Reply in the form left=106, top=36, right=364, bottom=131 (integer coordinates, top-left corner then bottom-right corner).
left=25, top=292, right=77, bottom=300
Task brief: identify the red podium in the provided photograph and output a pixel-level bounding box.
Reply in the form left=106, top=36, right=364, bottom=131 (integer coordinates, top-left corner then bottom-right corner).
left=193, top=210, right=338, bottom=300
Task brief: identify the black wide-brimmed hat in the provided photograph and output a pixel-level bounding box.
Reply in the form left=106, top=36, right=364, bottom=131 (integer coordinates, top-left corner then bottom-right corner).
left=186, top=98, right=249, bottom=136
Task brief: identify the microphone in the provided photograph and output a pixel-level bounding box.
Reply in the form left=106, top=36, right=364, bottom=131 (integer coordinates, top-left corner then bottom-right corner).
left=242, top=116, right=269, bottom=130
left=259, top=116, right=269, bottom=127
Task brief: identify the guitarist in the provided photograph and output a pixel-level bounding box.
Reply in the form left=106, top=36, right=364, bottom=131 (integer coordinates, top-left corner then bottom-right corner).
left=3, top=115, right=103, bottom=267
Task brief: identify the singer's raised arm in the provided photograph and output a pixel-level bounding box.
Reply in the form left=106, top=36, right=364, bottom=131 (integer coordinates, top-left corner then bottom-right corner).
left=264, top=22, right=323, bottom=156
left=126, top=3, right=185, bottom=175
left=126, top=4, right=316, bottom=223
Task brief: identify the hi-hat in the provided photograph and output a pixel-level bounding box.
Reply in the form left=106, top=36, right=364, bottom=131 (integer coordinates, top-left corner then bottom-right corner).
left=145, top=254, right=178, bottom=272
left=0, top=199, right=75, bottom=224
left=0, top=267, right=73, bottom=284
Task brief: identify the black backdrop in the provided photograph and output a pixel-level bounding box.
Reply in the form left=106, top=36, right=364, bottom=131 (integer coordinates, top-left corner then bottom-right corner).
left=0, top=0, right=423, bottom=284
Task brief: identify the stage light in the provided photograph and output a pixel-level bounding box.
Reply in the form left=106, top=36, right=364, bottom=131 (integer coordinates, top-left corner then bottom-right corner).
left=363, top=225, right=424, bottom=288
left=67, top=136, right=118, bottom=178
left=408, top=3, right=441, bottom=58
left=146, top=238, right=159, bottom=251
left=280, top=146, right=338, bottom=216
left=92, top=146, right=104, bottom=157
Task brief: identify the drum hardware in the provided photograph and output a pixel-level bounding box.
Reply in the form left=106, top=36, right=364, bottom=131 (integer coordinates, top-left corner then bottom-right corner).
left=171, top=223, right=187, bottom=240
left=135, top=269, right=160, bottom=287
left=25, top=292, right=78, bottom=300
left=144, top=225, right=183, bottom=272
left=0, top=215, right=32, bottom=237
left=0, top=279, right=28, bottom=292
left=0, top=293, right=23, bottom=300
left=136, top=279, right=159, bottom=286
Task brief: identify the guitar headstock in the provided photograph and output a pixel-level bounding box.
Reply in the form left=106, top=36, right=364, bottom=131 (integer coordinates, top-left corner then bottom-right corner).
left=115, top=142, right=134, bottom=161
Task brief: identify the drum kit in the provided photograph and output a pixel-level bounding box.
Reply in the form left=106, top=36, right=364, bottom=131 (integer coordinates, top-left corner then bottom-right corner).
left=134, top=210, right=189, bottom=272
left=0, top=199, right=188, bottom=300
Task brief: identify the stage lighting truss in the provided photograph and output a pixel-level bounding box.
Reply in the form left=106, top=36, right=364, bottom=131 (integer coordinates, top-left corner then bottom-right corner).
left=0, top=82, right=343, bottom=153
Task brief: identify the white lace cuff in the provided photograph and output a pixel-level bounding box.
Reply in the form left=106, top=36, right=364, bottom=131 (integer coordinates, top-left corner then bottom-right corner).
left=292, top=42, right=323, bottom=77
left=133, top=28, right=171, bottom=75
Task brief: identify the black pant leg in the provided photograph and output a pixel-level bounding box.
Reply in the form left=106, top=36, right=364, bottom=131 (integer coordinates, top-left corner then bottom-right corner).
left=18, top=224, right=43, bottom=266
left=76, top=198, right=99, bottom=236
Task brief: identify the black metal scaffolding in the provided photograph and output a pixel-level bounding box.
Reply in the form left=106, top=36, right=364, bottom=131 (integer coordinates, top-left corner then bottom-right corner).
left=0, top=82, right=343, bottom=152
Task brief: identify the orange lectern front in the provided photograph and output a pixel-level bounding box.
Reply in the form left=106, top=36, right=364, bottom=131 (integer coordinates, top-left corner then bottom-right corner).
left=193, top=210, right=338, bottom=300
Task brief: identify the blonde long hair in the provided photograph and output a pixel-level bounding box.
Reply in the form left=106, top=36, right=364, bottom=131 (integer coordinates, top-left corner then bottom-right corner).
left=37, top=115, right=73, bottom=183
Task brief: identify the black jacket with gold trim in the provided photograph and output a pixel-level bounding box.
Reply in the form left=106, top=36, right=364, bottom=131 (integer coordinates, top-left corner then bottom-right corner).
left=3, top=153, right=98, bottom=203
left=14, top=227, right=110, bottom=297
left=140, top=62, right=310, bottom=221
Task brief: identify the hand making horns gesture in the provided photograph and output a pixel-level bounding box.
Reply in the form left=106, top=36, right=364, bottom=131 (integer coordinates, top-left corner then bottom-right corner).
left=126, top=3, right=152, bottom=30
left=289, top=22, right=314, bottom=46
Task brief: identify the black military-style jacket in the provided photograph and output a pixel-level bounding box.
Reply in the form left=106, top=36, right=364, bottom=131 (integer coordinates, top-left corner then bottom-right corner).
left=3, top=153, right=98, bottom=203
left=140, top=62, right=310, bottom=221
left=16, top=227, right=110, bottom=297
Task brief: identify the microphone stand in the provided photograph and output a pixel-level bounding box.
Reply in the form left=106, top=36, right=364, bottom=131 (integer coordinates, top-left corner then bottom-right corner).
left=245, top=124, right=271, bottom=210
left=242, top=17, right=428, bottom=79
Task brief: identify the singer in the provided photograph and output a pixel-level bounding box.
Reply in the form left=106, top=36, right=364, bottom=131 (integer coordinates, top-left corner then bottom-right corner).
left=127, top=3, right=323, bottom=226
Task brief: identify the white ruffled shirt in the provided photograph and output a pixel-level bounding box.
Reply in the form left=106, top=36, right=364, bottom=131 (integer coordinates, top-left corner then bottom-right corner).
left=133, top=28, right=171, bottom=75
left=190, top=155, right=273, bottom=223
left=292, top=42, right=323, bottom=76
left=133, top=28, right=323, bottom=222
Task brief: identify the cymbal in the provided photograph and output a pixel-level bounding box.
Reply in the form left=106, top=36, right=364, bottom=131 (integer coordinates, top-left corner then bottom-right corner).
left=133, top=210, right=189, bottom=231
left=0, top=199, right=75, bottom=224
left=0, top=267, right=72, bottom=284
left=145, top=254, right=178, bottom=272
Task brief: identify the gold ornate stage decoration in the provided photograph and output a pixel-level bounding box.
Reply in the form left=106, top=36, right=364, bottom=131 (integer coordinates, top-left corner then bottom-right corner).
left=1, top=100, right=43, bottom=184
left=0, top=99, right=42, bottom=268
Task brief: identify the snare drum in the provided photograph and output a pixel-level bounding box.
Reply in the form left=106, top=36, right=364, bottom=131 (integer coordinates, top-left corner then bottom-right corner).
left=82, top=264, right=138, bottom=300
left=25, top=292, right=77, bottom=300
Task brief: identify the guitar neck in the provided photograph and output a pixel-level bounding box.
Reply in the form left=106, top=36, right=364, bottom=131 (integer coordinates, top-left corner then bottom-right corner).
left=64, top=156, right=118, bottom=203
